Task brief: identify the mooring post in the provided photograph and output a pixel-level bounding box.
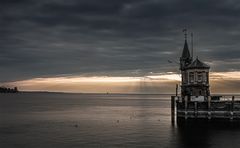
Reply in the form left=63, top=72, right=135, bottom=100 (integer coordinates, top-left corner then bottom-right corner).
left=171, top=96, right=175, bottom=125
left=232, top=96, right=235, bottom=110
left=184, top=96, right=188, bottom=119
left=194, top=101, right=197, bottom=118
left=208, top=96, right=211, bottom=119
left=176, top=84, right=178, bottom=96
left=231, top=96, right=235, bottom=120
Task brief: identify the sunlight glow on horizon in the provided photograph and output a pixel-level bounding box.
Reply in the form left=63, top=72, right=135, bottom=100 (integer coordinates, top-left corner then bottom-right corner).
left=210, top=71, right=240, bottom=80
left=7, top=73, right=182, bottom=84
left=4, top=71, right=240, bottom=93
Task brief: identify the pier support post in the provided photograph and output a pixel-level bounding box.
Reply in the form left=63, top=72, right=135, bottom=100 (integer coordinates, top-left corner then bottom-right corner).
left=184, top=96, right=188, bottom=119
left=171, top=96, right=175, bottom=125
left=194, top=102, right=198, bottom=118
left=231, top=96, right=235, bottom=120
left=208, top=96, right=211, bottom=120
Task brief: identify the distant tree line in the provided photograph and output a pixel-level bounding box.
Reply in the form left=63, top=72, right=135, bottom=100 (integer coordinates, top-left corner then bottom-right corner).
left=0, top=87, right=18, bottom=93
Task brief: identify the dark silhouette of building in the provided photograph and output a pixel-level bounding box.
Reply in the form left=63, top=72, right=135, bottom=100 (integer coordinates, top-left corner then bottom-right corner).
left=180, top=33, right=210, bottom=101
left=172, top=30, right=240, bottom=123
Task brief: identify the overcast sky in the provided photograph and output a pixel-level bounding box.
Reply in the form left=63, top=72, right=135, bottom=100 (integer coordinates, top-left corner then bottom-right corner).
left=1, top=0, right=240, bottom=87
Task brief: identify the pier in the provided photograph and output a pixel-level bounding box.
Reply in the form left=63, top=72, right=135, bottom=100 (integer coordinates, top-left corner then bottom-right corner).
left=172, top=96, right=240, bottom=122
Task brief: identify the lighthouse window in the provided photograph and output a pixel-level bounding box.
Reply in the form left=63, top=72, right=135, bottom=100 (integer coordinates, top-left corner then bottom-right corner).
left=202, top=72, right=206, bottom=82
left=198, top=72, right=202, bottom=82
left=206, top=72, right=209, bottom=83
left=189, top=72, right=194, bottom=83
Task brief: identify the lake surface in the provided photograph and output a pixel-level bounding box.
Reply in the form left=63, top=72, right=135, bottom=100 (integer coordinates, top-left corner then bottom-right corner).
left=1, top=93, right=240, bottom=148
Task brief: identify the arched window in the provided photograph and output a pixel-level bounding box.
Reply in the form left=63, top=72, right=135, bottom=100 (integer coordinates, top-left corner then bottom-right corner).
left=197, top=72, right=202, bottom=82
left=189, top=72, right=194, bottom=83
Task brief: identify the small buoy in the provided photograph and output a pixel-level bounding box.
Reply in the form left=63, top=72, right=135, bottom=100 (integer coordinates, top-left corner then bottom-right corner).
left=74, top=124, right=78, bottom=128
left=117, top=120, right=119, bottom=123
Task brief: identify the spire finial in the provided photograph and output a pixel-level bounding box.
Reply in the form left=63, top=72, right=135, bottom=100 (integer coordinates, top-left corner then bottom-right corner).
left=183, top=29, right=187, bottom=40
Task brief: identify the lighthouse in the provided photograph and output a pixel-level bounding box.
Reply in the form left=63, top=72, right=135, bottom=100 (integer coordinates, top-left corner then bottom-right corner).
left=180, top=30, right=210, bottom=101
left=172, top=30, right=240, bottom=123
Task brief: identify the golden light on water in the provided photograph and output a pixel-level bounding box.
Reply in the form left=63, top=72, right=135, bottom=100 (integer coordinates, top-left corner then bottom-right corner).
left=5, top=71, right=240, bottom=93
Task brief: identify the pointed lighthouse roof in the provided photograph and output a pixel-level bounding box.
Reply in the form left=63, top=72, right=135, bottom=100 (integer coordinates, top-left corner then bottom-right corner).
left=181, top=40, right=191, bottom=59
left=188, top=57, right=210, bottom=69
left=180, top=29, right=193, bottom=70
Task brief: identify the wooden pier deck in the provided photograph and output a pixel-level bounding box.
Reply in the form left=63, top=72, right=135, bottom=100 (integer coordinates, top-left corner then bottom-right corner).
left=171, top=96, right=240, bottom=123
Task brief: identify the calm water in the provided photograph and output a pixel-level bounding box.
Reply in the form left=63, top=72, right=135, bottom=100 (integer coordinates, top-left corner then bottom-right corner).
left=1, top=93, right=240, bottom=148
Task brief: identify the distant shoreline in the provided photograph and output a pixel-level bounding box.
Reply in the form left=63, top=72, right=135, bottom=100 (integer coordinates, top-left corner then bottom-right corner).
left=4, top=91, right=240, bottom=96
left=18, top=91, right=176, bottom=95
left=0, top=87, right=18, bottom=93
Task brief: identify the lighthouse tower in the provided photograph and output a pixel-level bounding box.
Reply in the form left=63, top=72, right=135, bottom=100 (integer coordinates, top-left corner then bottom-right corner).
left=180, top=31, right=210, bottom=101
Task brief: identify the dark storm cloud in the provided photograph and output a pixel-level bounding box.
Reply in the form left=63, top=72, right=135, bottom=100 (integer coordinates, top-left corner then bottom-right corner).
left=1, top=0, right=240, bottom=82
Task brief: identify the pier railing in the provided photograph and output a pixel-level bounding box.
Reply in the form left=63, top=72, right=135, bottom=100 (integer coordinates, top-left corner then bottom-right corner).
left=171, top=96, right=240, bottom=121
left=176, top=100, right=240, bottom=111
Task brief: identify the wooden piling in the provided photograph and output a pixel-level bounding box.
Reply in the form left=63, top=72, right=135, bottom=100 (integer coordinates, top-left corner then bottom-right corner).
left=208, top=96, right=211, bottom=119
left=231, top=96, right=235, bottom=120
left=194, top=102, right=197, bottom=118
left=184, top=96, right=188, bottom=119
left=176, top=84, right=178, bottom=96
left=232, top=96, right=235, bottom=111
left=171, top=96, right=175, bottom=125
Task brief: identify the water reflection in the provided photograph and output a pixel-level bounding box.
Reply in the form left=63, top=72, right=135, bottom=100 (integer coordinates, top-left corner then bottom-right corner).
left=174, top=120, right=240, bottom=148
left=1, top=93, right=240, bottom=148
